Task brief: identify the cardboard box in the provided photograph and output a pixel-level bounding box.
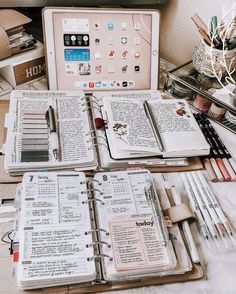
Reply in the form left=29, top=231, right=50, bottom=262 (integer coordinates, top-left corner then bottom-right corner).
left=0, top=41, right=45, bottom=88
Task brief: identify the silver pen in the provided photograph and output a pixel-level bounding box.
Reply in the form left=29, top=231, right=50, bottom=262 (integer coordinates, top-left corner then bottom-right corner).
left=143, top=100, right=164, bottom=152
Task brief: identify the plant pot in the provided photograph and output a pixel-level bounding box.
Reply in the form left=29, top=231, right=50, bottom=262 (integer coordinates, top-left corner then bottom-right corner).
left=193, top=39, right=236, bottom=78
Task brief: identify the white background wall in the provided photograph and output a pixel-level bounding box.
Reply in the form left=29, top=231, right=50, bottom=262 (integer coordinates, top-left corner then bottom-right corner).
left=159, top=0, right=235, bottom=65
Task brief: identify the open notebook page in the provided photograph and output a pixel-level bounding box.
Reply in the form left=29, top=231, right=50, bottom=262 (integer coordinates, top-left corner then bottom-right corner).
left=17, top=172, right=96, bottom=289
left=102, top=97, right=161, bottom=159
left=4, top=91, right=97, bottom=174
left=147, top=99, right=210, bottom=157
left=93, top=170, right=176, bottom=281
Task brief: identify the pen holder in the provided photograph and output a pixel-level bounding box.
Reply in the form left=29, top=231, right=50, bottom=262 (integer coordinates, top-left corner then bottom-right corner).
left=193, top=38, right=236, bottom=78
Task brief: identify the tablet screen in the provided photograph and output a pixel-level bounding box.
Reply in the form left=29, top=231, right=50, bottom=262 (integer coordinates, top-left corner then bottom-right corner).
left=44, top=9, right=159, bottom=90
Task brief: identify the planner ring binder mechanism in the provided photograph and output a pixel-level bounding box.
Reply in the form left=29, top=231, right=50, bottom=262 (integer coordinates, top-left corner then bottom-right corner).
left=16, top=170, right=203, bottom=291
left=90, top=91, right=210, bottom=169
left=4, top=90, right=97, bottom=175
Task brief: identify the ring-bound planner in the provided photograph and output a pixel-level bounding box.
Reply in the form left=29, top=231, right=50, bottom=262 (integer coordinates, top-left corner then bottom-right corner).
left=15, top=170, right=203, bottom=291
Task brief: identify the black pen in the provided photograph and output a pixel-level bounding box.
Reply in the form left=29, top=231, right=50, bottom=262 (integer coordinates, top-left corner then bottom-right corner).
left=45, top=106, right=59, bottom=160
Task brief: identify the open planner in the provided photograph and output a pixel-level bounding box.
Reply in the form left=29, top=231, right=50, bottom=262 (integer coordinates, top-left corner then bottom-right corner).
left=4, top=90, right=97, bottom=175
left=92, top=91, right=210, bottom=164
left=16, top=170, right=203, bottom=291
left=4, top=89, right=209, bottom=174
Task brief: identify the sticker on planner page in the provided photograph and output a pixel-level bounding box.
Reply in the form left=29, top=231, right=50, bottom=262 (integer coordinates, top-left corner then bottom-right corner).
left=109, top=217, right=169, bottom=271
left=21, top=110, right=49, bottom=163
left=64, top=49, right=90, bottom=62
left=63, top=18, right=89, bottom=32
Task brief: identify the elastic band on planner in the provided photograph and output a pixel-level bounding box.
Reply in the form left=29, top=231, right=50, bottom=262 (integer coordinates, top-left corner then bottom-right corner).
left=86, top=187, right=103, bottom=194
left=82, top=198, right=105, bottom=205
left=87, top=254, right=113, bottom=262
left=85, top=229, right=109, bottom=236
left=86, top=241, right=111, bottom=248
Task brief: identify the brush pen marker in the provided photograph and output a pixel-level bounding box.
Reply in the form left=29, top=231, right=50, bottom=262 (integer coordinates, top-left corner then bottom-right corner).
left=191, top=172, right=228, bottom=246
left=195, top=113, right=229, bottom=181
left=186, top=173, right=219, bottom=240
left=203, top=123, right=231, bottom=181
left=196, top=114, right=231, bottom=181
left=202, top=158, right=218, bottom=182
left=170, top=185, right=200, bottom=263
left=202, top=115, right=236, bottom=174
left=181, top=173, right=211, bottom=243
left=196, top=171, right=236, bottom=245
left=194, top=114, right=224, bottom=181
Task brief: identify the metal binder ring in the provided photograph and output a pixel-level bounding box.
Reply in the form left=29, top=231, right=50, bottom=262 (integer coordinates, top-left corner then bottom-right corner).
left=87, top=254, right=113, bottom=262
left=86, top=241, right=111, bottom=248
left=82, top=198, right=105, bottom=205
left=90, top=94, right=100, bottom=102
left=87, top=187, right=103, bottom=194
left=80, top=95, right=87, bottom=101
left=92, top=179, right=102, bottom=185
left=91, top=105, right=101, bottom=112
left=91, top=99, right=102, bottom=107
left=88, top=142, right=108, bottom=150
left=86, top=129, right=96, bottom=136
left=82, top=106, right=92, bottom=112
left=87, top=135, right=107, bottom=144
left=84, top=229, right=109, bottom=236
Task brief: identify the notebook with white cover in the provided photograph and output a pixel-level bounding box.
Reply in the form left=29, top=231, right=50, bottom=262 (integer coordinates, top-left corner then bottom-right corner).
left=15, top=170, right=201, bottom=291
left=100, top=97, right=210, bottom=158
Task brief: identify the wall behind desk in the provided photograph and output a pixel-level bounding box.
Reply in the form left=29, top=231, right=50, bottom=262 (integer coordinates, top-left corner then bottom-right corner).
left=159, top=0, right=235, bottom=65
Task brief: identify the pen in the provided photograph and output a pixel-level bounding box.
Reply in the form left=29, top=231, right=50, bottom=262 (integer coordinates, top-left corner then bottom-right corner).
left=45, top=106, right=59, bottom=160
left=144, top=183, right=167, bottom=245
left=194, top=113, right=224, bottom=181
left=200, top=114, right=236, bottom=174
left=143, top=100, right=164, bottom=152
left=186, top=173, right=219, bottom=241
left=191, top=13, right=208, bottom=35
left=191, top=172, right=228, bottom=245
left=181, top=173, right=211, bottom=244
left=196, top=171, right=236, bottom=245
left=170, top=185, right=200, bottom=263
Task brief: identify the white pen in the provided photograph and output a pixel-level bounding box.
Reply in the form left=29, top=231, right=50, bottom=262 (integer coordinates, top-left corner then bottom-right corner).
left=171, top=185, right=200, bottom=263
left=196, top=171, right=236, bottom=245
left=181, top=174, right=210, bottom=242
left=45, top=106, right=59, bottom=160
left=191, top=172, right=228, bottom=246
left=186, top=173, right=219, bottom=241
